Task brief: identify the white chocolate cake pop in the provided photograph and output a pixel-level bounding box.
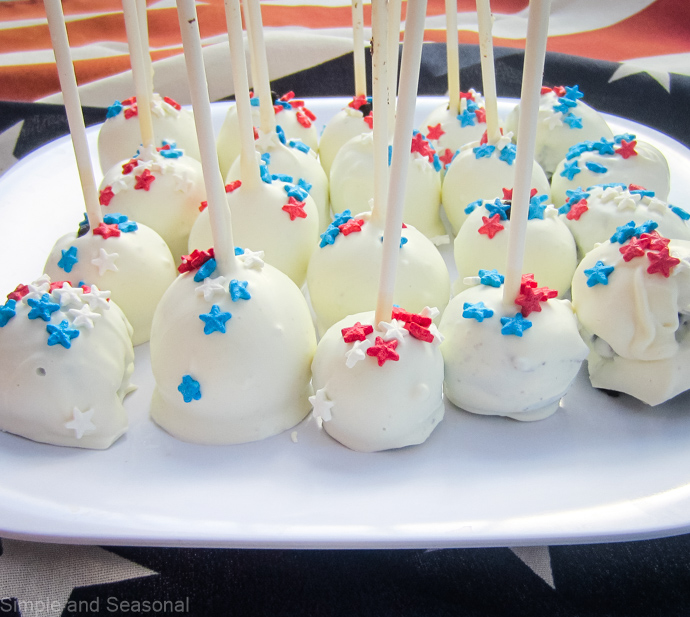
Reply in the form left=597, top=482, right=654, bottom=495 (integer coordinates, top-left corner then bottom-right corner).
left=0, top=275, right=134, bottom=448
left=572, top=223, right=690, bottom=405
left=149, top=248, right=317, bottom=444
left=441, top=132, right=550, bottom=234
left=551, top=134, right=670, bottom=207
left=329, top=131, right=446, bottom=240
left=558, top=183, right=690, bottom=257
left=98, top=144, right=206, bottom=260
left=98, top=94, right=201, bottom=173
left=440, top=271, right=588, bottom=420
left=505, top=85, right=613, bottom=176
left=44, top=214, right=177, bottom=345
left=311, top=308, right=444, bottom=452
left=454, top=189, right=577, bottom=296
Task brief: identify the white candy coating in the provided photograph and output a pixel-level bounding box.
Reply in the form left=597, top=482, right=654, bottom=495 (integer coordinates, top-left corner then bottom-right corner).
left=441, top=135, right=550, bottom=234
left=99, top=147, right=206, bottom=261
left=505, top=87, right=613, bottom=175
left=0, top=275, right=134, bottom=449
left=572, top=234, right=690, bottom=405
left=318, top=103, right=372, bottom=177
left=329, top=132, right=446, bottom=239
left=311, top=310, right=445, bottom=452
left=44, top=219, right=177, bottom=345
left=306, top=211, right=450, bottom=334
left=149, top=256, right=317, bottom=445
left=440, top=281, right=588, bottom=421
left=97, top=93, right=201, bottom=173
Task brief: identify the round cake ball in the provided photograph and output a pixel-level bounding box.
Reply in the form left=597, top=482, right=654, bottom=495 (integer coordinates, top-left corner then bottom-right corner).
left=98, top=145, right=206, bottom=260
left=97, top=94, right=201, bottom=173
left=188, top=171, right=319, bottom=288
left=306, top=210, right=450, bottom=334
left=311, top=308, right=445, bottom=452
left=440, top=272, right=588, bottom=421
left=441, top=133, right=550, bottom=234
left=44, top=214, right=177, bottom=345
left=318, top=95, right=373, bottom=177
left=551, top=134, right=670, bottom=207
left=227, top=129, right=330, bottom=232
left=217, top=91, right=319, bottom=180
left=421, top=89, right=491, bottom=160
left=505, top=85, right=613, bottom=176
left=572, top=224, right=690, bottom=405
left=454, top=191, right=577, bottom=296
left=559, top=183, right=690, bottom=257
left=149, top=249, right=317, bottom=445
left=329, top=131, right=446, bottom=239
left=0, top=275, right=134, bottom=449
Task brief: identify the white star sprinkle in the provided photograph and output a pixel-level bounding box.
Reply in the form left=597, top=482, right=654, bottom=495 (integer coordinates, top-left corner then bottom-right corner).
left=544, top=112, right=564, bottom=130
left=195, top=275, right=229, bottom=301
left=647, top=198, right=668, bottom=215
left=91, top=248, right=119, bottom=275
left=428, top=323, right=444, bottom=345
left=52, top=283, right=84, bottom=308
left=599, top=186, right=621, bottom=202
left=495, top=132, right=513, bottom=150
left=254, top=129, right=282, bottom=152
left=64, top=407, right=96, bottom=439
left=137, top=145, right=158, bottom=162
left=345, top=339, right=368, bottom=368
left=615, top=196, right=638, bottom=212
left=82, top=285, right=111, bottom=311
left=172, top=169, right=193, bottom=193
left=309, top=388, right=334, bottom=426
left=68, top=304, right=101, bottom=329
left=378, top=319, right=408, bottom=344
left=112, top=174, right=135, bottom=194
left=239, top=249, right=265, bottom=270
left=420, top=306, right=440, bottom=321
left=24, top=275, right=51, bottom=301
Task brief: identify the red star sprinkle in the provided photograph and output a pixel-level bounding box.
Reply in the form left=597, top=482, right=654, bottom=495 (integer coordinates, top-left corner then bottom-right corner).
left=459, top=91, right=475, bottom=100
left=225, top=180, right=242, bottom=193
left=479, top=127, right=503, bottom=145
left=348, top=95, right=369, bottom=110
left=296, top=111, right=312, bottom=128
left=7, top=284, right=29, bottom=301
left=553, top=86, right=566, bottom=97
left=615, top=139, right=638, bottom=159
left=619, top=236, right=649, bottom=262
left=280, top=91, right=295, bottom=101
left=122, top=158, right=139, bottom=174
left=474, top=108, right=487, bottom=123
left=439, top=148, right=455, bottom=168
left=157, top=144, right=171, bottom=152
left=404, top=322, right=435, bottom=342
left=341, top=321, right=374, bottom=343
left=80, top=284, right=92, bottom=294
left=410, top=132, right=433, bottom=158
left=478, top=214, right=504, bottom=239
left=49, top=281, right=68, bottom=292
left=628, top=184, right=647, bottom=192
left=521, top=274, right=538, bottom=289
left=363, top=112, right=374, bottom=129
left=426, top=123, right=445, bottom=140
left=540, top=86, right=553, bottom=95
left=566, top=199, right=589, bottom=221
left=99, top=186, right=115, bottom=206
left=536, top=286, right=558, bottom=300
left=93, top=222, right=121, bottom=239
left=178, top=248, right=216, bottom=273
left=282, top=197, right=308, bottom=221
left=121, top=97, right=136, bottom=106
left=391, top=307, right=431, bottom=327
left=515, top=286, right=545, bottom=317
left=163, top=96, right=181, bottom=110
left=339, top=218, right=365, bottom=235
left=647, top=247, right=680, bottom=277
left=134, top=168, right=155, bottom=191
left=253, top=127, right=259, bottom=141
left=124, top=104, right=138, bottom=119
left=273, top=104, right=285, bottom=115
left=366, top=336, right=400, bottom=366
left=303, top=108, right=316, bottom=121
left=640, top=231, right=670, bottom=251
left=199, top=201, right=208, bottom=212
left=501, top=188, right=538, bottom=202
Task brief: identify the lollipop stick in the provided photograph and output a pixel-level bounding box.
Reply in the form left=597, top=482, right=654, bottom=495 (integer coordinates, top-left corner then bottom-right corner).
left=244, top=0, right=275, bottom=135
left=43, top=0, right=103, bottom=227
left=352, top=0, right=367, bottom=97
left=445, top=0, right=460, bottom=114
left=374, top=0, right=427, bottom=327
left=136, top=0, right=154, bottom=96
left=502, top=0, right=551, bottom=307
left=176, top=0, right=237, bottom=275
left=122, top=0, right=155, bottom=149
left=241, top=0, right=260, bottom=93
left=476, top=0, right=500, bottom=142
left=369, top=0, right=388, bottom=228
left=386, top=0, right=401, bottom=136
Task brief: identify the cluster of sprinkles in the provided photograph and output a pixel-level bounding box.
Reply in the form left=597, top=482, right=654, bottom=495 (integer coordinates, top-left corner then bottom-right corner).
left=461, top=270, right=557, bottom=337
left=559, top=134, right=638, bottom=181
left=471, top=130, right=516, bottom=166
left=346, top=94, right=374, bottom=128
left=271, top=91, right=317, bottom=129
left=319, top=209, right=365, bottom=247
left=105, top=94, right=183, bottom=121
left=540, top=85, right=585, bottom=130
left=583, top=221, right=683, bottom=286
left=410, top=132, right=442, bottom=172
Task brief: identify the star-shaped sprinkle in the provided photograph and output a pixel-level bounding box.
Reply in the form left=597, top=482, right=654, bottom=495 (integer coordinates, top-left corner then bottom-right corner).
left=134, top=168, right=155, bottom=191
left=564, top=85, right=584, bottom=100
left=462, top=301, right=494, bottom=322
left=473, top=143, right=495, bottom=159
left=377, top=320, right=408, bottom=343
left=106, top=100, right=123, bottom=118
left=64, top=407, right=96, bottom=439
left=27, top=294, right=60, bottom=321
left=478, top=269, right=504, bottom=287
left=528, top=195, right=549, bottom=220
left=562, top=113, right=583, bottom=129
left=670, top=205, right=690, bottom=221
left=122, top=158, right=139, bottom=174
left=619, top=236, right=649, bottom=262
left=7, top=283, right=29, bottom=302
left=0, top=299, right=16, bottom=327
left=560, top=160, right=580, bottom=181
left=634, top=219, right=659, bottom=235
left=178, top=375, right=201, bottom=403
left=458, top=109, right=477, bottom=127
left=68, top=304, right=101, bottom=329
left=500, top=313, right=533, bottom=337
left=319, top=226, right=340, bottom=247
left=404, top=321, right=435, bottom=342
left=345, top=339, right=368, bottom=368
left=499, top=143, right=516, bottom=165
left=515, top=286, right=549, bottom=317
left=238, top=249, right=265, bottom=269
left=439, top=148, right=455, bottom=168
left=24, top=275, right=51, bottom=300
left=282, top=197, right=308, bottom=221
left=566, top=199, right=589, bottom=220
left=341, top=321, right=373, bottom=343
left=426, top=123, right=445, bottom=140
left=91, top=248, right=119, bottom=275
left=647, top=247, right=680, bottom=277
left=339, top=218, right=364, bottom=235
left=46, top=319, right=80, bottom=348
left=194, top=257, right=217, bottom=282
left=584, top=260, right=615, bottom=286
left=478, top=214, right=505, bottom=239
left=82, top=285, right=111, bottom=310
left=585, top=161, right=608, bottom=174
left=610, top=221, right=637, bottom=244
left=199, top=304, right=232, bottom=334
left=99, top=186, right=115, bottom=206
left=593, top=138, right=615, bottom=155
left=92, top=222, right=121, bottom=239
left=57, top=245, right=79, bottom=273
left=485, top=198, right=511, bottom=220
left=195, top=275, right=228, bottom=301
left=616, top=139, right=638, bottom=159
left=309, top=388, right=334, bottom=425
left=366, top=336, right=400, bottom=366
left=229, top=279, right=251, bottom=301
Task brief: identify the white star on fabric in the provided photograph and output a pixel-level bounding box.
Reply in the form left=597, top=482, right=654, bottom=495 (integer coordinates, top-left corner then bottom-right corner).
left=510, top=546, right=555, bottom=589
left=345, top=339, right=368, bottom=368
left=239, top=249, right=265, bottom=270
left=64, top=407, right=96, bottom=439
left=82, top=285, right=111, bottom=311
left=52, top=283, right=84, bottom=308
left=68, top=304, right=101, bottom=329
left=0, top=539, right=156, bottom=617
left=23, top=275, right=51, bottom=301
left=378, top=319, right=408, bottom=344
left=309, top=388, right=334, bottom=426
left=195, top=275, right=229, bottom=301
left=609, top=61, right=671, bottom=93
left=91, top=248, right=119, bottom=275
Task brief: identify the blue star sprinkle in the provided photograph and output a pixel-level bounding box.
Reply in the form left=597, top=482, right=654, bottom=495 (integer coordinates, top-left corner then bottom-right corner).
left=199, top=304, right=232, bottom=335
left=592, top=138, right=615, bottom=155
left=0, top=299, right=16, bottom=327
left=563, top=85, right=584, bottom=101
left=178, top=375, right=201, bottom=403
left=565, top=142, right=591, bottom=160
left=250, top=96, right=260, bottom=107
left=118, top=220, right=138, bottom=233
left=297, top=178, right=312, bottom=193
left=528, top=194, right=549, bottom=220
left=276, top=125, right=287, bottom=144
left=584, top=260, right=615, bottom=287
left=565, top=188, right=591, bottom=205
left=462, top=301, right=494, bottom=322
left=585, top=161, right=608, bottom=174
left=465, top=199, right=483, bottom=215
left=46, top=320, right=80, bottom=348
left=610, top=221, right=637, bottom=244
left=284, top=182, right=310, bottom=201
left=234, top=247, right=245, bottom=256
left=485, top=198, right=511, bottom=221
left=320, top=226, right=340, bottom=248
left=194, top=258, right=217, bottom=282
left=473, top=144, right=495, bottom=159
left=614, top=133, right=636, bottom=144
left=670, top=205, right=690, bottom=221
left=160, top=140, right=184, bottom=158
left=58, top=246, right=79, bottom=273
left=229, top=279, right=251, bottom=302
left=478, top=269, right=504, bottom=287
left=458, top=109, right=477, bottom=127
left=562, top=113, right=583, bottom=129
left=106, top=100, right=123, bottom=118
left=560, top=160, right=581, bottom=181
left=629, top=188, right=655, bottom=197
left=634, top=220, right=658, bottom=236
left=466, top=99, right=479, bottom=112
left=103, top=213, right=128, bottom=225
left=272, top=173, right=293, bottom=183
left=27, top=294, right=60, bottom=321
left=553, top=97, right=578, bottom=114
left=500, top=313, right=533, bottom=337
left=499, top=143, right=516, bottom=165
left=332, top=210, right=352, bottom=227
left=289, top=140, right=310, bottom=154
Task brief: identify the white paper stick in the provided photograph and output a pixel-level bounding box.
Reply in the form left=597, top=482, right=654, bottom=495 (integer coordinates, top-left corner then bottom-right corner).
left=476, top=0, right=500, bottom=142
left=224, top=0, right=261, bottom=188
left=386, top=0, right=401, bottom=136
left=374, top=0, right=427, bottom=328
left=241, top=0, right=260, bottom=93
left=136, top=0, right=154, bottom=95
left=502, top=0, right=551, bottom=307
left=369, top=0, right=388, bottom=228
left=352, top=0, right=367, bottom=97
left=43, top=0, right=103, bottom=227
left=244, top=0, right=275, bottom=135
left=122, top=0, right=155, bottom=149
left=445, top=0, right=460, bottom=113
left=176, top=0, right=237, bottom=275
